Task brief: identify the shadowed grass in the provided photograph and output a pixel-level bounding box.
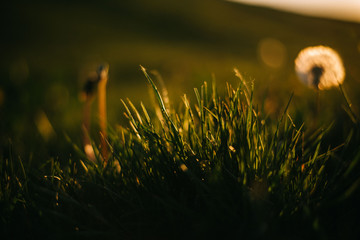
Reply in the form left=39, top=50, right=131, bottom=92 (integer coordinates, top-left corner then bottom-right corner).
left=1, top=68, right=360, bottom=239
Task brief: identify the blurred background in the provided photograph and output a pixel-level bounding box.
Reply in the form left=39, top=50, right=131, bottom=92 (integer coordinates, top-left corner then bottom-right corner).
left=1, top=0, right=360, bottom=161
left=231, top=0, right=360, bottom=23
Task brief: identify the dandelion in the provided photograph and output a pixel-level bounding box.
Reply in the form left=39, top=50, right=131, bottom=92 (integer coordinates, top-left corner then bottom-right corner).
left=295, top=45, right=345, bottom=90
left=81, top=63, right=109, bottom=163
left=97, top=64, right=109, bottom=162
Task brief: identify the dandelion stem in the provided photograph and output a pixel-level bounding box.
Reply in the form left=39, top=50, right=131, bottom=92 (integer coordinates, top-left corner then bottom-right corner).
left=83, top=99, right=96, bottom=162
left=98, top=64, right=109, bottom=162
left=82, top=73, right=98, bottom=162
left=315, top=89, right=320, bottom=125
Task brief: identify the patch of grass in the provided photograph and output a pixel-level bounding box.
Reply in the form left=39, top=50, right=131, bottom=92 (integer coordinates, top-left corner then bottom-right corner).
left=1, top=68, right=360, bottom=239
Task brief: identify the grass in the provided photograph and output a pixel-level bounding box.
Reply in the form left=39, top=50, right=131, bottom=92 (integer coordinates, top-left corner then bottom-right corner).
left=1, top=1, right=360, bottom=238
left=1, top=67, right=360, bottom=239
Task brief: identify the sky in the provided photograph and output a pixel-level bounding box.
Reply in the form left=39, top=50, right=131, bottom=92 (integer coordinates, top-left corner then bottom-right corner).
left=229, top=0, right=360, bottom=23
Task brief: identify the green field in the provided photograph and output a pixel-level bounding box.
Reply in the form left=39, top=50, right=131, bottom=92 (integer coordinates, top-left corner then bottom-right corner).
left=1, top=0, right=360, bottom=239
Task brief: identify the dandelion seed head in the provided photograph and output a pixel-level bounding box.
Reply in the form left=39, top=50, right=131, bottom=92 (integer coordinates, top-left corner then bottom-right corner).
left=97, top=63, right=109, bottom=80
left=295, top=46, right=345, bottom=90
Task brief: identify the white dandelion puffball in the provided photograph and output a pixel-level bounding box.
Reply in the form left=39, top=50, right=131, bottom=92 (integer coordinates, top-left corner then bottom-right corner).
left=295, top=46, right=345, bottom=90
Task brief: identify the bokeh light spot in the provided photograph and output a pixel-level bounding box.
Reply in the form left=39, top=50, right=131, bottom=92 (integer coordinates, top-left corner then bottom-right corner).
left=258, top=38, right=287, bottom=68
left=34, top=110, right=56, bottom=141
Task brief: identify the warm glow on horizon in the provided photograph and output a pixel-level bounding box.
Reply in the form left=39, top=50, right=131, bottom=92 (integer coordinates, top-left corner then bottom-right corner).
left=229, top=0, right=360, bottom=23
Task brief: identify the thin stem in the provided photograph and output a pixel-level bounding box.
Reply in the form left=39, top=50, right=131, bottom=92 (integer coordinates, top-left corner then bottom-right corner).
left=98, top=65, right=109, bottom=162
left=316, top=89, right=320, bottom=116
left=339, top=84, right=359, bottom=124
left=82, top=80, right=96, bottom=162
left=83, top=101, right=96, bottom=162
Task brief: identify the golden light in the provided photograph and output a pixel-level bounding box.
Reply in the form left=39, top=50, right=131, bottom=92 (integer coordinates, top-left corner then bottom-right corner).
left=295, top=46, right=345, bottom=90
left=180, top=163, right=188, bottom=172
left=230, top=0, right=360, bottom=23
left=258, top=38, right=287, bottom=69
left=34, top=110, right=56, bottom=141
left=84, top=144, right=95, bottom=162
